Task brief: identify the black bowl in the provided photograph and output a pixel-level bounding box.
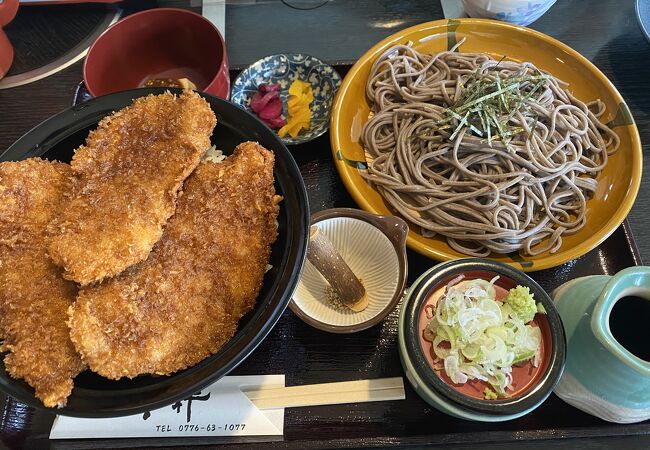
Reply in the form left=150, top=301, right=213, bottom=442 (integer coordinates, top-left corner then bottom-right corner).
left=0, top=88, right=310, bottom=417
left=400, top=259, right=566, bottom=420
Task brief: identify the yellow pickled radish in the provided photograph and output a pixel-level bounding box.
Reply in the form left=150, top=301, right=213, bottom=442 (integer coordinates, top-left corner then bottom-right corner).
left=279, top=80, right=313, bottom=138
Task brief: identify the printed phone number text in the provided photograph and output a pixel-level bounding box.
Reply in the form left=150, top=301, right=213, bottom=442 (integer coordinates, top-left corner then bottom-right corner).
left=155, top=423, right=247, bottom=433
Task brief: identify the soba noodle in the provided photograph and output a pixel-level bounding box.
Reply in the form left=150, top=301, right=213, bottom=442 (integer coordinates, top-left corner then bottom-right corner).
left=360, top=40, right=620, bottom=257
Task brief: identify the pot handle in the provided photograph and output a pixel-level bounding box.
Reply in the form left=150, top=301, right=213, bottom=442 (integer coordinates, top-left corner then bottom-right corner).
left=591, top=266, right=650, bottom=376
left=363, top=213, right=409, bottom=251
left=0, top=0, right=18, bottom=28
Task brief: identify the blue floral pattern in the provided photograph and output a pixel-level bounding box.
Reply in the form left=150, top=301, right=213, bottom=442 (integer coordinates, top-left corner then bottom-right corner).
left=491, top=1, right=555, bottom=26
left=231, top=53, right=342, bottom=145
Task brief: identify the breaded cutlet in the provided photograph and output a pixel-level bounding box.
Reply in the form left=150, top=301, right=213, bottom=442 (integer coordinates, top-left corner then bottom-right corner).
left=0, top=159, right=85, bottom=408
left=48, top=90, right=217, bottom=286
left=69, top=142, right=281, bottom=379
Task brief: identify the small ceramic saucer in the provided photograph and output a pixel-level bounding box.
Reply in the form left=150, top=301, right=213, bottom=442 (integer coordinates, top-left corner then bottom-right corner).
left=230, top=53, right=341, bottom=145
left=290, top=208, right=408, bottom=333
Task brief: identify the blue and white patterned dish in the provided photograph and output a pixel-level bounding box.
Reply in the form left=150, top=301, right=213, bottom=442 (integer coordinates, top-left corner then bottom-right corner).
left=636, top=0, right=650, bottom=44
left=231, top=53, right=342, bottom=145
left=461, top=0, right=557, bottom=26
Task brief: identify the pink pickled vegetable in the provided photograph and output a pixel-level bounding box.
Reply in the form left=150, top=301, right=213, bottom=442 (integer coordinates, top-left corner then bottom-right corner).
left=250, top=91, right=277, bottom=113
left=266, top=115, right=286, bottom=129
left=250, top=83, right=285, bottom=129
left=259, top=97, right=283, bottom=120
left=259, top=83, right=280, bottom=93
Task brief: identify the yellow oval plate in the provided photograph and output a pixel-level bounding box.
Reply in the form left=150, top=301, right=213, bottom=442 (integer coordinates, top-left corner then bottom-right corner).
left=330, top=19, right=642, bottom=272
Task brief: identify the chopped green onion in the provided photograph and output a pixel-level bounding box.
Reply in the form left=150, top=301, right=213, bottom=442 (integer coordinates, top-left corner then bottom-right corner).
left=423, top=279, right=542, bottom=397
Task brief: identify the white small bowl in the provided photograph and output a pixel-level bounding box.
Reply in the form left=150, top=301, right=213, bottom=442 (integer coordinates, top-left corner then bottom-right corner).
left=462, top=0, right=557, bottom=26
left=290, top=208, right=408, bottom=333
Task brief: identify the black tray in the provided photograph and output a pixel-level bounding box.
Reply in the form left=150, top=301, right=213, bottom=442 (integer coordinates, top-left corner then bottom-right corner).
left=0, top=67, right=647, bottom=449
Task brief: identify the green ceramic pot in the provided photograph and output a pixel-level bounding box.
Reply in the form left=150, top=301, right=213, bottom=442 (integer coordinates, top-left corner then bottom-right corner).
left=552, top=267, right=650, bottom=423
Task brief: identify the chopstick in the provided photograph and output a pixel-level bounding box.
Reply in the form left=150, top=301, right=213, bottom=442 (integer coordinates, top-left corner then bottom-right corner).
left=242, top=377, right=405, bottom=409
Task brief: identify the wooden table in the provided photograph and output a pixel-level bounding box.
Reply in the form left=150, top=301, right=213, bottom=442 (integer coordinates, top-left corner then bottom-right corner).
left=0, top=1, right=649, bottom=449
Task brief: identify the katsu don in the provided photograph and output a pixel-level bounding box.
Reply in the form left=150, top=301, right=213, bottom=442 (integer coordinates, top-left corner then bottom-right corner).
left=0, top=159, right=85, bottom=408
left=48, top=90, right=217, bottom=286
left=69, top=142, right=281, bottom=379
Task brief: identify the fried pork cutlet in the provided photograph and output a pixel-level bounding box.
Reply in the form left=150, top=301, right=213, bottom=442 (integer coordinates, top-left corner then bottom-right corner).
left=69, top=142, right=281, bottom=379
left=0, top=159, right=85, bottom=408
left=48, top=90, right=217, bottom=286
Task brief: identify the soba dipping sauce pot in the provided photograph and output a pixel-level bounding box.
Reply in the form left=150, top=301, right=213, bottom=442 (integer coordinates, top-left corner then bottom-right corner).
left=552, top=267, right=650, bottom=423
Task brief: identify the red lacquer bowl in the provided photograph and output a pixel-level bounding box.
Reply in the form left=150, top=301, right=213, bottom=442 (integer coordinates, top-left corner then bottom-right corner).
left=0, top=0, right=19, bottom=80
left=83, top=8, right=229, bottom=98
